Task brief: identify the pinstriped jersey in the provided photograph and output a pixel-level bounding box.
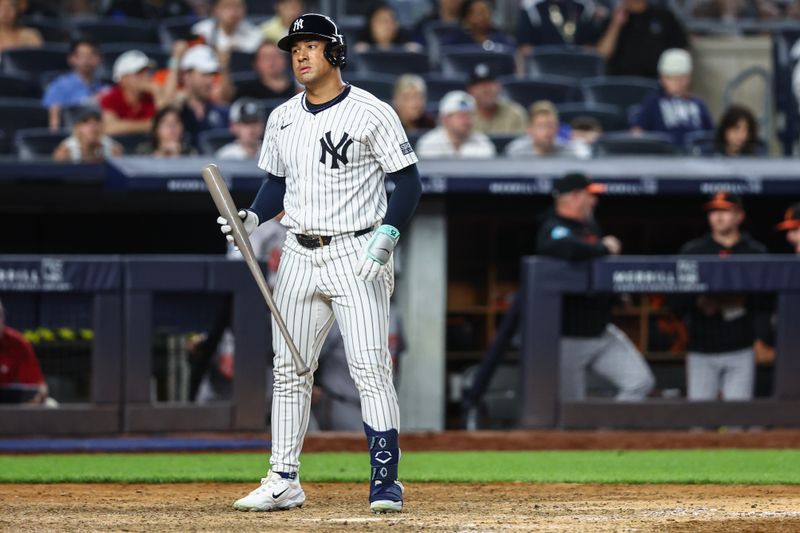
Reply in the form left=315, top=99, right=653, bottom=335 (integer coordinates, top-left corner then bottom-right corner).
left=257, top=84, right=418, bottom=235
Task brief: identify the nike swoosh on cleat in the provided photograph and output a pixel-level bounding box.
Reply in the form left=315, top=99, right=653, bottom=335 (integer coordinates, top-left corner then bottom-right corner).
left=272, top=488, right=289, bottom=499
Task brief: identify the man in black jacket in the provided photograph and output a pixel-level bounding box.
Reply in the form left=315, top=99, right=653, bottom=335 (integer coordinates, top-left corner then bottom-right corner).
left=537, top=173, right=654, bottom=401
left=672, top=192, right=768, bottom=400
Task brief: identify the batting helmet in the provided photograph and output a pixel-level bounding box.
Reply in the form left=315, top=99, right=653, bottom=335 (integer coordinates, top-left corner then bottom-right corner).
left=277, top=13, right=347, bottom=69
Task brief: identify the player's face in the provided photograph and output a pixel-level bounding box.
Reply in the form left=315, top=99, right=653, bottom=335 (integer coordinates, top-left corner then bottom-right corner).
left=577, top=189, right=598, bottom=219
left=708, top=208, right=743, bottom=235
left=787, top=227, right=800, bottom=254
left=725, top=119, right=749, bottom=154
left=529, top=114, right=558, bottom=150
left=467, top=80, right=500, bottom=110
left=69, top=44, right=101, bottom=77
left=660, top=74, right=690, bottom=97
left=291, top=39, right=333, bottom=85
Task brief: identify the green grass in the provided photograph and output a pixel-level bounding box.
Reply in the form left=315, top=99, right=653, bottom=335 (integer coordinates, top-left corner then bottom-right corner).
left=0, top=450, right=798, bottom=484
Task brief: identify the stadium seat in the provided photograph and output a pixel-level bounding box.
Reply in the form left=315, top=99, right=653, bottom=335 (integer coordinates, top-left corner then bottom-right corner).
left=593, top=131, right=681, bottom=155
left=341, top=73, right=396, bottom=102
left=357, top=49, right=430, bottom=76
left=111, top=133, right=148, bottom=154
left=556, top=102, right=628, bottom=131
left=0, top=98, right=50, bottom=139
left=423, top=74, right=467, bottom=103
left=524, top=46, right=605, bottom=80
left=488, top=133, right=519, bottom=154
left=0, top=73, right=42, bottom=99
left=158, top=16, right=200, bottom=50
left=683, top=130, right=768, bottom=156
left=1, top=44, right=70, bottom=81
left=499, top=75, right=581, bottom=108
left=441, top=47, right=516, bottom=78
left=230, top=51, right=255, bottom=75
left=199, top=129, right=236, bottom=155
left=0, top=130, right=7, bottom=154
left=99, top=44, right=169, bottom=80
left=422, top=20, right=461, bottom=65
left=24, top=17, right=72, bottom=43
left=15, top=128, right=68, bottom=160
left=73, top=19, right=159, bottom=45
left=582, top=76, right=660, bottom=112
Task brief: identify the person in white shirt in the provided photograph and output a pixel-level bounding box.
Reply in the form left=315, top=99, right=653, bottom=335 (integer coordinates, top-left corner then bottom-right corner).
left=216, top=97, right=265, bottom=159
left=192, top=0, right=263, bottom=54
left=415, top=90, right=496, bottom=159
left=505, top=100, right=567, bottom=158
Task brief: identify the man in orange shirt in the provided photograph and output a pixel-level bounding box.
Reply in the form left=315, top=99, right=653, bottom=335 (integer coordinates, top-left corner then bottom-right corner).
left=0, top=299, right=48, bottom=404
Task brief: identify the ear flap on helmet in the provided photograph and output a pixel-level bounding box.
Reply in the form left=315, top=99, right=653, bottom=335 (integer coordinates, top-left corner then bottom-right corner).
left=325, top=34, right=347, bottom=69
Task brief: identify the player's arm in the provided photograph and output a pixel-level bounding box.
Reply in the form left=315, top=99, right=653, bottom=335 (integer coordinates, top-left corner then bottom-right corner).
left=537, top=223, right=609, bottom=261
left=383, top=164, right=422, bottom=231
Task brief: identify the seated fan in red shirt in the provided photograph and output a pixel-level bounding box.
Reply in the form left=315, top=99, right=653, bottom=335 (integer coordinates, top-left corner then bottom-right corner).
left=0, top=299, right=48, bottom=404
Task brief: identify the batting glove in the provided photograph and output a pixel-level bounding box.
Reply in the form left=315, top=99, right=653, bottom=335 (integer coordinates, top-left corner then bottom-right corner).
left=217, top=209, right=259, bottom=244
left=355, top=224, right=400, bottom=282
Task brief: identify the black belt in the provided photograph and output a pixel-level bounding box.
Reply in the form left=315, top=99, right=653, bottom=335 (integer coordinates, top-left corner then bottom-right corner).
left=295, top=227, right=372, bottom=249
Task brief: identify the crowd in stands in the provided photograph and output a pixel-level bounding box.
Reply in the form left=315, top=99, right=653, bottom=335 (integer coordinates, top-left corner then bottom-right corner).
left=0, top=0, right=797, bottom=162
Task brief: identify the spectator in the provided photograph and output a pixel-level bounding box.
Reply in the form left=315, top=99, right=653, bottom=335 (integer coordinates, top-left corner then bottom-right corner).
left=713, top=104, right=763, bottom=156
left=416, top=90, right=496, bottom=158
left=505, top=100, right=566, bottom=157
left=596, top=0, right=688, bottom=78
left=354, top=3, right=421, bottom=53
left=631, top=49, right=713, bottom=146
left=669, top=192, right=769, bottom=401
left=775, top=202, right=800, bottom=254
left=516, top=0, right=604, bottom=54
left=0, top=298, right=49, bottom=405
left=536, top=172, right=655, bottom=401
left=103, top=0, right=196, bottom=18
left=136, top=106, right=196, bottom=157
left=260, top=0, right=304, bottom=44
left=216, top=98, right=265, bottom=159
left=42, top=38, right=106, bottom=131
left=99, top=50, right=159, bottom=135
left=178, top=44, right=230, bottom=149
left=0, top=0, right=42, bottom=53
left=192, top=0, right=262, bottom=54
left=691, top=0, right=779, bottom=22
left=53, top=108, right=123, bottom=162
left=392, top=74, right=436, bottom=133
left=565, top=115, right=603, bottom=159
left=467, top=63, right=527, bottom=135
left=443, top=0, right=515, bottom=49
left=233, top=41, right=296, bottom=101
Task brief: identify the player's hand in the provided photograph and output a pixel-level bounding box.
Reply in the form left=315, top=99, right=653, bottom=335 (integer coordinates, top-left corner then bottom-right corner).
left=355, top=224, right=400, bottom=281
left=217, top=209, right=259, bottom=244
left=602, top=235, right=622, bottom=255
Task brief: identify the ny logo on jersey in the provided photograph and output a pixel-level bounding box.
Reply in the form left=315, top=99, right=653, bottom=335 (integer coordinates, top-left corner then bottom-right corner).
left=319, top=131, right=353, bottom=169
left=293, top=18, right=304, bottom=31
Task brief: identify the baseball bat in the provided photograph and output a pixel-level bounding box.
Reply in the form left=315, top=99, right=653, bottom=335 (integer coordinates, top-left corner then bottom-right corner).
left=201, top=163, right=310, bottom=377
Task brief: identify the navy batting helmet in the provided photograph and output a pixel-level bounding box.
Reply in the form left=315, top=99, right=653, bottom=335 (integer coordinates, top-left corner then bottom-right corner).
left=277, top=13, right=347, bottom=69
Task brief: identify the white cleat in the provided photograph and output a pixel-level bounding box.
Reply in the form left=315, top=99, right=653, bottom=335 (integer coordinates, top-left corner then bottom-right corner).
left=370, top=480, right=404, bottom=513
left=233, top=470, right=306, bottom=512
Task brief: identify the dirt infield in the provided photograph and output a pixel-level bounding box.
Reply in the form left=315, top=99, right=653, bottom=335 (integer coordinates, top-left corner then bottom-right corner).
left=2, top=483, right=799, bottom=532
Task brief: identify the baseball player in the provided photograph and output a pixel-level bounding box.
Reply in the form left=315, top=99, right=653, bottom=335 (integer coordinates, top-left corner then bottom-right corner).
left=776, top=202, right=800, bottom=254
left=537, top=173, right=655, bottom=401
left=217, top=13, right=421, bottom=513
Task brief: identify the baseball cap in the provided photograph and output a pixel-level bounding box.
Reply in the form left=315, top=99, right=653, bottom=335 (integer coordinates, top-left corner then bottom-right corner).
left=658, top=48, right=692, bottom=76
left=229, top=98, right=265, bottom=124
left=439, top=90, right=475, bottom=116
left=704, top=191, right=742, bottom=211
left=112, top=50, right=153, bottom=82
left=278, top=13, right=342, bottom=52
left=775, top=202, right=800, bottom=231
left=468, top=63, right=495, bottom=85
left=181, top=44, right=220, bottom=73
left=552, top=172, right=606, bottom=195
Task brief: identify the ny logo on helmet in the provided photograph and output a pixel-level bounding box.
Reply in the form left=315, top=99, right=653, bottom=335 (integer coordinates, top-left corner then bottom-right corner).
left=319, top=131, right=353, bottom=169
left=293, top=18, right=304, bottom=31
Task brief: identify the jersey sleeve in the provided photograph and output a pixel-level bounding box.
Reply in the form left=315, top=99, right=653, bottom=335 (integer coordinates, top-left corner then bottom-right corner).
left=257, top=106, right=286, bottom=177
left=15, top=338, right=45, bottom=385
left=365, top=102, right=419, bottom=173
